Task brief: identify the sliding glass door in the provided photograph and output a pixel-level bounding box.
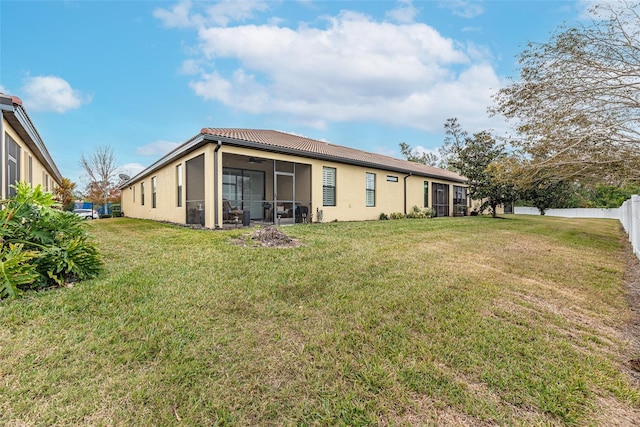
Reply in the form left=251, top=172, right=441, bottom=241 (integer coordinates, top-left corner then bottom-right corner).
left=222, top=168, right=265, bottom=220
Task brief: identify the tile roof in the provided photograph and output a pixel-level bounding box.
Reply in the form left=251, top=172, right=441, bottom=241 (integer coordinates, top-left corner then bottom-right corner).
left=201, top=128, right=466, bottom=182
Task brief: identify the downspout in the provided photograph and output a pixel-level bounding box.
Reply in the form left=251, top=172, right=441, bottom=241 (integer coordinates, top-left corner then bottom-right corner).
left=403, top=173, right=412, bottom=215
left=213, top=140, right=222, bottom=229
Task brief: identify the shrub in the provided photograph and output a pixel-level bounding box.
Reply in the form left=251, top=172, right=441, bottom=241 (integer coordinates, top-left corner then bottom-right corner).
left=0, top=182, right=103, bottom=298
left=0, top=244, right=39, bottom=299
left=406, top=205, right=435, bottom=219
left=110, top=204, right=122, bottom=217
left=379, top=213, right=389, bottom=220
left=424, top=207, right=435, bottom=218
left=389, top=212, right=405, bottom=220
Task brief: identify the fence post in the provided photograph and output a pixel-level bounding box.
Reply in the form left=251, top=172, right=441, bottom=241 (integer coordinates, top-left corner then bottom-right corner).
left=624, top=199, right=633, bottom=236
left=632, top=195, right=640, bottom=259
left=626, top=198, right=633, bottom=236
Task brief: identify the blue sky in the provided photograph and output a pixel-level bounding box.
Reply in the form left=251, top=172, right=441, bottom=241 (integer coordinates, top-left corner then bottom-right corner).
left=0, top=0, right=594, bottom=187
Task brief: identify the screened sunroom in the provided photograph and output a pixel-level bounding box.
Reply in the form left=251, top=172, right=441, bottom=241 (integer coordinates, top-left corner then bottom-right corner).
left=220, top=153, right=312, bottom=225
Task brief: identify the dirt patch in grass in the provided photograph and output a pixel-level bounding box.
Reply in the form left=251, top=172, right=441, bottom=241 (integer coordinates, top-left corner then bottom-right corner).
left=235, top=225, right=303, bottom=248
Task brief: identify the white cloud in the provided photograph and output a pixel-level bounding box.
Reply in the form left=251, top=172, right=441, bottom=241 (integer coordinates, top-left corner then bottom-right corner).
left=439, top=0, right=484, bottom=19
left=179, top=59, right=203, bottom=75
left=22, top=75, right=91, bottom=113
left=153, top=1, right=195, bottom=28
left=135, top=140, right=181, bottom=156
left=159, top=2, right=502, bottom=133
left=154, top=0, right=269, bottom=28
left=414, top=145, right=440, bottom=158
left=117, top=163, right=146, bottom=179
left=0, top=84, right=7, bottom=94
left=386, top=0, right=419, bottom=24
left=202, top=0, right=269, bottom=27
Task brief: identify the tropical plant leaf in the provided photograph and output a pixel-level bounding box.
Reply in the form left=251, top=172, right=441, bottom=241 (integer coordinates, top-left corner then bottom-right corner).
left=1, top=181, right=103, bottom=294
left=0, top=243, right=39, bottom=299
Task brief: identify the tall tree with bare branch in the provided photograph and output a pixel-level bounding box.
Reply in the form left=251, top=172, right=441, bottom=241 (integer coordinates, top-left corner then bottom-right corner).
left=79, top=146, right=118, bottom=215
left=492, top=1, right=640, bottom=184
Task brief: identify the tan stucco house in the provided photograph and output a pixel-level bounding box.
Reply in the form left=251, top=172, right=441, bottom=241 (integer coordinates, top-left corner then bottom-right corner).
left=120, top=128, right=469, bottom=228
left=0, top=94, right=62, bottom=197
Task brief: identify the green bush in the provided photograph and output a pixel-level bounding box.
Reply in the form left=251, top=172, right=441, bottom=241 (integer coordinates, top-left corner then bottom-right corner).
left=381, top=207, right=434, bottom=221
left=110, top=204, right=122, bottom=217
left=0, top=244, right=39, bottom=299
left=406, top=205, right=435, bottom=219
left=0, top=182, right=103, bottom=298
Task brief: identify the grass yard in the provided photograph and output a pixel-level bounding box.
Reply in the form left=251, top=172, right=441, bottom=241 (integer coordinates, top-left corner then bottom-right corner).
left=1, top=215, right=639, bottom=425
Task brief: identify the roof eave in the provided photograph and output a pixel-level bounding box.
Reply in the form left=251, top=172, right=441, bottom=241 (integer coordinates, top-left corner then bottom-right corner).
left=1, top=96, right=63, bottom=184
left=121, top=132, right=467, bottom=187
left=119, top=133, right=209, bottom=188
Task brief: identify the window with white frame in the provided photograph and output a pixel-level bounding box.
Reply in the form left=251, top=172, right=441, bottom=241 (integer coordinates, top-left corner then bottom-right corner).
left=365, top=172, right=375, bottom=207
left=323, top=167, right=336, bottom=206
left=152, top=176, right=157, bottom=208
left=5, top=134, right=20, bottom=197
left=28, top=154, right=33, bottom=186
left=424, top=181, right=429, bottom=208
left=176, top=164, right=183, bottom=207
left=23, top=151, right=32, bottom=186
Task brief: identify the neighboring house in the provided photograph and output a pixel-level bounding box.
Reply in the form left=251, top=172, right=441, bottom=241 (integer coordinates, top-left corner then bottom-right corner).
left=120, top=128, right=469, bottom=228
left=0, top=94, right=62, bottom=197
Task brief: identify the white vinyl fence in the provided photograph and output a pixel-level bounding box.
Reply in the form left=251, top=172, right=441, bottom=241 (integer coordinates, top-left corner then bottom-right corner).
left=620, top=195, right=640, bottom=259
left=515, top=195, right=640, bottom=259
left=514, top=206, right=620, bottom=219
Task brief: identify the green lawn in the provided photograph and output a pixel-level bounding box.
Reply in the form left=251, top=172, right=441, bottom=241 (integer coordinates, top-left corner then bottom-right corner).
left=1, top=216, right=639, bottom=425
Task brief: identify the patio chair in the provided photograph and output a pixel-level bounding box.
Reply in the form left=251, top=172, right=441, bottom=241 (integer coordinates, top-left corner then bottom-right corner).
left=295, top=205, right=309, bottom=223
left=223, top=200, right=243, bottom=222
